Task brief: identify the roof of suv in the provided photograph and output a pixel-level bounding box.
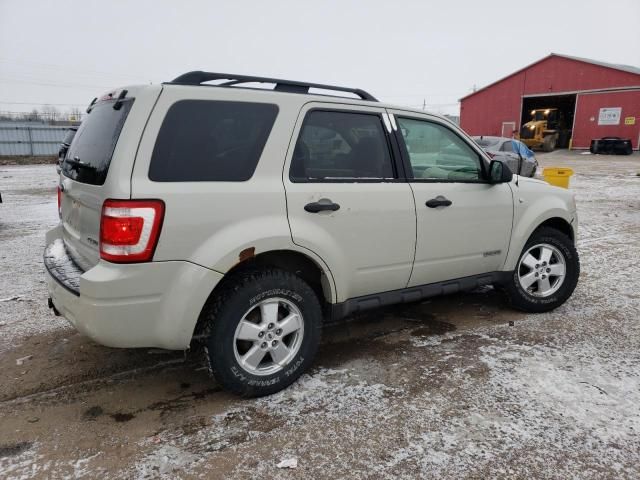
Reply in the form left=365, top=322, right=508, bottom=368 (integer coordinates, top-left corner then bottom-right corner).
left=167, top=71, right=378, bottom=101
left=159, top=71, right=453, bottom=123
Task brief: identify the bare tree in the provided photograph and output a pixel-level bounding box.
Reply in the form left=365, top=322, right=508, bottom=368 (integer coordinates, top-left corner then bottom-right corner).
left=40, top=105, right=60, bottom=123
left=23, top=108, right=40, bottom=121
left=67, top=107, right=83, bottom=122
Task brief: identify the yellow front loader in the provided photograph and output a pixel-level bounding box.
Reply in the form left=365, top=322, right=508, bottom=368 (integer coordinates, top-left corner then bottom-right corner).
left=519, top=108, right=568, bottom=152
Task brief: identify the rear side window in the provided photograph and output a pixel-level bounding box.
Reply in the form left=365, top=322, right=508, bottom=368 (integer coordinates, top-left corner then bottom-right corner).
left=149, top=100, right=278, bottom=182
left=500, top=141, right=514, bottom=152
left=290, top=110, right=395, bottom=181
left=62, top=99, right=133, bottom=185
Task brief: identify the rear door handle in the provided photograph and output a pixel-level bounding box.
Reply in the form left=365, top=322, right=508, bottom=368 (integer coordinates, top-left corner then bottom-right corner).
left=304, top=199, right=340, bottom=213
left=425, top=196, right=452, bottom=208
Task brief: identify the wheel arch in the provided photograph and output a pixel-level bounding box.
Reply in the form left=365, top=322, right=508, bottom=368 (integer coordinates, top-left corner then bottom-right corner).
left=193, top=248, right=336, bottom=340
left=228, top=249, right=334, bottom=304
left=536, top=217, right=574, bottom=242
left=504, top=211, right=576, bottom=271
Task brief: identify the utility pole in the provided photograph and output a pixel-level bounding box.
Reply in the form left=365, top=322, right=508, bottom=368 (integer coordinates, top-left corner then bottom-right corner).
left=422, top=99, right=426, bottom=110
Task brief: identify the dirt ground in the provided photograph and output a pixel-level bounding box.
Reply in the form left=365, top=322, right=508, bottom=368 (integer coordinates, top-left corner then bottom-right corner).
left=1, top=151, right=639, bottom=479
left=0, top=156, right=57, bottom=166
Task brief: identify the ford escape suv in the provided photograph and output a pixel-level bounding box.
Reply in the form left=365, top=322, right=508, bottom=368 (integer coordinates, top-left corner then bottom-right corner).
left=45, top=71, right=579, bottom=397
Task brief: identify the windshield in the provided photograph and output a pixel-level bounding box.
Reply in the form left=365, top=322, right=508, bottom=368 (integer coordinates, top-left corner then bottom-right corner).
left=531, top=110, right=554, bottom=121
left=61, top=99, right=133, bottom=185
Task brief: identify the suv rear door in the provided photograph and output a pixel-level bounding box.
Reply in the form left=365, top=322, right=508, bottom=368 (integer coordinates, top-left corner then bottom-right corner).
left=284, top=103, right=416, bottom=302
left=59, top=86, right=161, bottom=271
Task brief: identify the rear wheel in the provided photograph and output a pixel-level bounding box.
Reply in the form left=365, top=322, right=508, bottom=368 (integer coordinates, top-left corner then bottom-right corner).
left=504, top=227, right=579, bottom=313
left=201, top=268, right=322, bottom=397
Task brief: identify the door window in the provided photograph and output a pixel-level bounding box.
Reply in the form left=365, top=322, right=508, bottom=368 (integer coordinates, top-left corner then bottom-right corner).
left=290, top=110, right=395, bottom=181
left=513, top=140, right=534, bottom=158
left=397, top=117, right=484, bottom=181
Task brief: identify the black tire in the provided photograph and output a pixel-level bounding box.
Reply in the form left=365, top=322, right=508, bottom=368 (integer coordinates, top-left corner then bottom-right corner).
left=504, top=227, right=579, bottom=313
left=542, top=135, right=556, bottom=152
left=201, top=268, right=322, bottom=397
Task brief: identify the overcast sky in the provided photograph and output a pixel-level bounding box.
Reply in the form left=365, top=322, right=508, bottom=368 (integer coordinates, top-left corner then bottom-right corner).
left=1, top=0, right=639, bottom=116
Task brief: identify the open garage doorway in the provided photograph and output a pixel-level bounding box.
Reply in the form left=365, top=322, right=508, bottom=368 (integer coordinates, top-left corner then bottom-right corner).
left=520, top=94, right=576, bottom=148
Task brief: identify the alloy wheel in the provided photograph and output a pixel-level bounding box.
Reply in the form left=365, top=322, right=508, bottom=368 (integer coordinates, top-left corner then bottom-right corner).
left=517, top=243, right=566, bottom=297
left=233, top=298, right=304, bottom=376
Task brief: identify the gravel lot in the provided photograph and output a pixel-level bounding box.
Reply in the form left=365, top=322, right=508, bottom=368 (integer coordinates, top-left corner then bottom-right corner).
left=1, top=151, right=639, bottom=479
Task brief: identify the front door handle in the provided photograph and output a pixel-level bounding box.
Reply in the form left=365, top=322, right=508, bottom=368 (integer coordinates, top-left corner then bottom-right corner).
left=304, top=199, right=340, bottom=213
left=426, top=196, right=452, bottom=208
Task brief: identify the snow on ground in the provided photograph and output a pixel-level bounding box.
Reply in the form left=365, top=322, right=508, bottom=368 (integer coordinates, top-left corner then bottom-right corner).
left=0, top=164, right=70, bottom=352
left=1, top=155, right=639, bottom=479
left=127, top=158, right=640, bottom=479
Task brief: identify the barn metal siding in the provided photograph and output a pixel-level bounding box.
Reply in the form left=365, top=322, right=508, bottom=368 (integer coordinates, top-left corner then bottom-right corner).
left=572, top=90, right=640, bottom=149
left=460, top=55, right=640, bottom=146
left=460, top=71, right=525, bottom=136
left=0, top=125, right=67, bottom=156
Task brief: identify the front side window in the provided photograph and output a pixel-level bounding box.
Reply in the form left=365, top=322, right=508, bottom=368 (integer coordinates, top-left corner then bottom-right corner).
left=397, top=117, right=484, bottom=181
left=290, top=110, right=395, bottom=181
left=514, top=140, right=534, bottom=158
left=149, top=100, right=278, bottom=182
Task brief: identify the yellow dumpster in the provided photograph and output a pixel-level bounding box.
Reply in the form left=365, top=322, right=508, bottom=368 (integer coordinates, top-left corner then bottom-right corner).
left=543, top=167, right=574, bottom=189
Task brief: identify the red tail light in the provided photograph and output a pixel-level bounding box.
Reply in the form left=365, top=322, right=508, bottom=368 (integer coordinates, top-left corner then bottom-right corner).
left=57, top=186, right=61, bottom=217
left=100, top=199, right=165, bottom=263
left=487, top=152, right=496, bottom=159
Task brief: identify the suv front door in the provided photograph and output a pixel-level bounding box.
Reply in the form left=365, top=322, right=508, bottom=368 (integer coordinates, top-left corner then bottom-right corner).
left=284, top=104, right=416, bottom=302
left=389, top=110, right=513, bottom=287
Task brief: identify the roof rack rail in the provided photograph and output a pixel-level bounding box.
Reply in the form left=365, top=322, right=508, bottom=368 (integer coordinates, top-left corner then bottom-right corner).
left=167, top=71, right=378, bottom=102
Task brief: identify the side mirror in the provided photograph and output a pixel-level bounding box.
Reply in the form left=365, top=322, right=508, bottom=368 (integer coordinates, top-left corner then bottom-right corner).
left=489, top=159, right=513, bottom=184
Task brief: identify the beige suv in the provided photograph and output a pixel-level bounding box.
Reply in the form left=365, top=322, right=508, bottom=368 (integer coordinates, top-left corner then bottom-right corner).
left=45, top=71, right=579, bottom=397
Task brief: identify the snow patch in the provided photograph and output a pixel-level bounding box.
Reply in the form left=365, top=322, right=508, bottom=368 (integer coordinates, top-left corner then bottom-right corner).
left=134, top=445, right=200, bottom=479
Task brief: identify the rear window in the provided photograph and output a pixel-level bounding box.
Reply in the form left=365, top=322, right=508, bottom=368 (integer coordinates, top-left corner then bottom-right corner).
left=62, top=99, right=133, bottom=185
left=149, top=100, right=278, bottom=182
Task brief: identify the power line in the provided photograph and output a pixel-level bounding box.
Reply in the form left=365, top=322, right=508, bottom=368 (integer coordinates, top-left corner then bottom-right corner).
left=0, top=69, right=131, bottom=86
left=0, top=57, right=144, bottom=83
left=0, top=78, right=113, bottom=90
left=0, top=109, right=82, bottom=114
left=0, top=100, right=87, bottom=107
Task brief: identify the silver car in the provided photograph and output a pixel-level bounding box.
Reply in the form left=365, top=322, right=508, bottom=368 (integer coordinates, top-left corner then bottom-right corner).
left=473, top=136, right=538, bottom=177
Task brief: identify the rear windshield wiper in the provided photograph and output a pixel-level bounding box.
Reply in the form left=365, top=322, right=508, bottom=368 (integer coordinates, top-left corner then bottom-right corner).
left=65, top=157, right=96, bottom=171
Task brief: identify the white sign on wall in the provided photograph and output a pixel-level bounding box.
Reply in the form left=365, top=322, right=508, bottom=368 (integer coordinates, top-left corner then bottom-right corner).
left=598, top=107, right=622, bottom=125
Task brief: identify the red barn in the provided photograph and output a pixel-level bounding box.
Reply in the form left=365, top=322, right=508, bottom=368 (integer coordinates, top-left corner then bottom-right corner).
left=459, top=53, right=640, bottom=150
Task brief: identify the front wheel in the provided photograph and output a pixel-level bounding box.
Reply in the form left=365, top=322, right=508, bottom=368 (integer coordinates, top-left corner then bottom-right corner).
left=504, top=227, right=579, bottom=313
left=201, top=268, right=322, bottom=397
left=542, top=135, right=557, bottom=152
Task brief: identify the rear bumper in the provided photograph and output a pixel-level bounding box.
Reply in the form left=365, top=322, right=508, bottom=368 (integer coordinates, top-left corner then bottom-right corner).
left=45, top=226, right=223, bottom=349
